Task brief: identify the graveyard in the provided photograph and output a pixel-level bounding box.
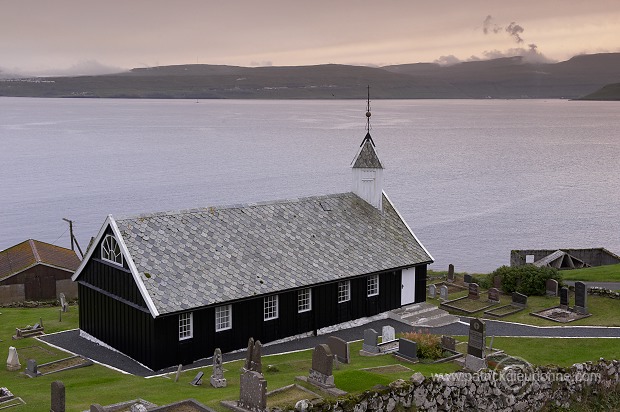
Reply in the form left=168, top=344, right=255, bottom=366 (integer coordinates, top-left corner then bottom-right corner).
left=1, top=263, right=619, bottom=410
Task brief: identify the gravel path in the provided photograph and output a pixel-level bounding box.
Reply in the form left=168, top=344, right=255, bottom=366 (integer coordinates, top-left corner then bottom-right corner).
left=39, top=314, right=620, bottom=378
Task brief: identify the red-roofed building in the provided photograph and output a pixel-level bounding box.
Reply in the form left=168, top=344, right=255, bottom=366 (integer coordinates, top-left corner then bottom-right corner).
left=0, top=239, right=81, bottom=303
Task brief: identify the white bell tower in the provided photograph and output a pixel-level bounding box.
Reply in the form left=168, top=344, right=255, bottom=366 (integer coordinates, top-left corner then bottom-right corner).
left=351, top=87, right=384, bottom=211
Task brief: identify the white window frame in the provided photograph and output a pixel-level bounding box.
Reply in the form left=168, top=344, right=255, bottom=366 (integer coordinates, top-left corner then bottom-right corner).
left=264, top=295, right=279, bottom=321
left=338, top=281, right=351, bottom=303
left=101, top=234, right=123, bottom=266
left=297, top=288, right=312, bottom=313
left=367, top=274, right=379, bottom=297
left=179, top=312, right=193, bottom=340
left=215, top=305, right=232, bottom=332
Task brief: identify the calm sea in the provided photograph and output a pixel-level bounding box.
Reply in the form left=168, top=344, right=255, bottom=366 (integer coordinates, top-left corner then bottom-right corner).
left=1, top=97, right=619, bottom=273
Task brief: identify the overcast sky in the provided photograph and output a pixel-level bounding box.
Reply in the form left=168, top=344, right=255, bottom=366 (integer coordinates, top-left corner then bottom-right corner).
left=2, top=0, right=619, bottom=75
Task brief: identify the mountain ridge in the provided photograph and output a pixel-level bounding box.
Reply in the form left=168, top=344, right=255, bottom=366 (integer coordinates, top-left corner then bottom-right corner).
left=1, top=53, right=619, bottom=99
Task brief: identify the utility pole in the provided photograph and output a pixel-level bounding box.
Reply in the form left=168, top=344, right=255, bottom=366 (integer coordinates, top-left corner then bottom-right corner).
left=62, top=218, right=84, bottom=259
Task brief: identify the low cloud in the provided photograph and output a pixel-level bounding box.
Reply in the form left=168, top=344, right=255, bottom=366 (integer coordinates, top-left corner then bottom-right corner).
left=249, top=60, right=273, bottom=67
left=434, top=55, right=461, bottom=66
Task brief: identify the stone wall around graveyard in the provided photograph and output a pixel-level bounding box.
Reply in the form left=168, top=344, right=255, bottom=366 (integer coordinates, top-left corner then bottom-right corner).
left=289, top=359, right=619, bottom=412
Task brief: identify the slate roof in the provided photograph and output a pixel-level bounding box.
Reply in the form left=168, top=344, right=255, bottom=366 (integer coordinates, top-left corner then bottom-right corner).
left=352, top=133, right=383, bottom=169
left=114, top=192, right=432, bottom=315
left=0, top=239, right=81, bottom=281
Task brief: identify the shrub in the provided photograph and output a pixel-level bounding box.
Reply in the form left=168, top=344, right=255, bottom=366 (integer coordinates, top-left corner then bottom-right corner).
left=400, top=330, right=443, bottom=360
left=488, top=265, right=562, bottom=296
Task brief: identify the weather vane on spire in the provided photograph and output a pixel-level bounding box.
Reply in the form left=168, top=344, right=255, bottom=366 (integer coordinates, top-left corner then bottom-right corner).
left=365, top=85, right=371, bottom=132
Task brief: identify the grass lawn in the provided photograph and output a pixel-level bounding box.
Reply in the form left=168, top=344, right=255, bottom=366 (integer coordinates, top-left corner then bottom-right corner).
left=561, top=264, right=620, bottom=282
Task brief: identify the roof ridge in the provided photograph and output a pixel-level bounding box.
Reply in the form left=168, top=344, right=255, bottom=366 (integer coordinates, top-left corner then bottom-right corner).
left=29, top=239, right=41, bottom=263
left=115, top=192, right=352, bottom=221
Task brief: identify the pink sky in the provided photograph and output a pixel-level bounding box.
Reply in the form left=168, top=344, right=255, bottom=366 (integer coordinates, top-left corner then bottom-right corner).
left=1, top=0, right=619, bottom=75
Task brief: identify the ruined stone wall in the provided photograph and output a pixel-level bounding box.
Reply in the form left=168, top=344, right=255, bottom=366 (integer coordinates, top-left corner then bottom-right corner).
left=291, top=359, right=619, bottom=412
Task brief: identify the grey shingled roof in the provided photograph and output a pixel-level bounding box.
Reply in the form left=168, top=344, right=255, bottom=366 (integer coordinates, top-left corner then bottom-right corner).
left=352, top=133, right=383, bottom=169
left=115, top=192, right=431, bottom=315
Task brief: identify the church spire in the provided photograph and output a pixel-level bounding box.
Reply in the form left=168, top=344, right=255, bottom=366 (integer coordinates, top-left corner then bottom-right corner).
left=351, top=86, right=384, bottom=211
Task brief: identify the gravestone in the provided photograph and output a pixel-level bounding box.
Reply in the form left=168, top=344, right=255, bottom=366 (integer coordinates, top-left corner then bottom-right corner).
left=559, top=287, right=569, bottom=310
left=51, top=381, right=65, bottom=412
left=6, top=346, right=20, bottom=371
left=441, top=335, right=456, bottom=352
left=327, top=336, right=349, bottom=364
left=238, top=370, right=267, bottom=412
left=174, top=364, right=182, bottom=382
left=493, top=276, right=502, bottom=289
left=512, top=292, right=528, bottom=308
left=463, top=274, right=473, bottom=284
left=465, top=318, right=486, bottom=371
left=244, top=337, right=262, bottom=373
left=447, top=264, right=455, bottom=283
left=574, top=281, right=588, bottom=314
left=25, top=359, right=40, bottom=377
left=468, top=283, right=480, bottom=300
left=210, top=348, right=227, bottom=388
left=439, top=285, right=449, bottom=301
left=382, top=325, right=396, bottom=343
left=59, top=293, right=68, bottom=312
left=190, top=371, right=204, bottom=386
left=395, top=338, right=418, bottom=362
left=428, top=284, right=436, bottom=299
left=361, top=328, right=379, bottom=353
left=546, top=279, right=559, bottom=297
left=487, top=287, right=500, bottom=303
left=308, top=344, right=335, bottom=388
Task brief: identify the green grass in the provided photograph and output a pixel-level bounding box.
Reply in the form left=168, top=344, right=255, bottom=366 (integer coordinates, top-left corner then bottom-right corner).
left=561, top=264, right=620, bottom=282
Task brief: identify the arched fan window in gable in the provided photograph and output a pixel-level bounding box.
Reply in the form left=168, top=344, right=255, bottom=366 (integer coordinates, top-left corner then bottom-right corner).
left=101, top=234, right=123, bottom=266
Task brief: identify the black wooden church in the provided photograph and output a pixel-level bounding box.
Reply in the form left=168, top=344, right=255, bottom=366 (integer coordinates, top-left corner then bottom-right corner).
left=72, top=109, right=433, bottom=371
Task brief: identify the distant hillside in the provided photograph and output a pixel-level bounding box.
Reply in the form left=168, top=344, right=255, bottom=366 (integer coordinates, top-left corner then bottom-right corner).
left=1, top=53, right=620, bottom=99
left=578, top=83, right=620, bottom=100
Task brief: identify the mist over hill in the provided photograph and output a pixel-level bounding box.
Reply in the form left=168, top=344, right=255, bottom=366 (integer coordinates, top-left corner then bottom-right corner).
left=1, top=53, right=619, bottom=99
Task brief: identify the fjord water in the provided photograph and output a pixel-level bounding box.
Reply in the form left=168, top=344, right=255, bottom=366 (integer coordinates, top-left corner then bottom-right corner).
left=1, top=97, right=618, bottom=273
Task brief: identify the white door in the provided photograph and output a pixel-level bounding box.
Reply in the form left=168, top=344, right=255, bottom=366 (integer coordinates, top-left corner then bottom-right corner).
left=401, top=267, right=416, bottom=306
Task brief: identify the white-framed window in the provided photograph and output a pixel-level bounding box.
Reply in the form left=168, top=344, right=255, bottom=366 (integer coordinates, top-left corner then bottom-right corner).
left=367, top=274, right=379, bottom=297
left=338, top=281, right=351, bottom=303
left=101, top=234, right=123, bottom=266
left=179, top=312, right=193, bottom=340
left=264, top=295, right=279, bottom=321
left=215, top=305, right=232, bottom=332
left=298, top=288, right=312, bottom=313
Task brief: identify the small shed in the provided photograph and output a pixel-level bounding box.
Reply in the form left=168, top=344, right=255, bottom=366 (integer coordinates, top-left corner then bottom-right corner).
left=0, top=239, right=81, bottom=303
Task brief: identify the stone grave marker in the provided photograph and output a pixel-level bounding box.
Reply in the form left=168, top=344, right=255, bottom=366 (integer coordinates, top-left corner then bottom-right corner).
left=487, top=287, right=500, bottom=303
left=308, top=344, right=335, bottom=388
left=512, top=292, right=528, bottom=308
left=441, top=335, right=456, bottom=352
left=382, top=325, right=396, bottom=343
left=6, top=346, right=20, bottom=371
left=244, top=337, right=262, bottom=373
left=439, top=285, right=449, bottom=301
left=463, top=274, right=473, bottom=284
left=468, top=283, right=480, bottom=300
left=190, top=371, right=204, bottom=386
left=574, top=281, right=588, bottom=314
left=428, top=284, right=436, bottom=299
left=361, top=328, right=379, bottom=353
left=447, top=264, right=455, bottom=282
left=559, top=287, right=569, bottom=310
left=51, top=381, right=65, bottom=412
left=493, top=276, right=502, bottom=289
left=327, top=336, right=349, bottom=364
left=25, top=359, right=40, bottom=377
left=395, top=338, right=418, bottom=362
left=238, top=370, right=267, bottom=412
left=210, top=348, right=227, bottom=388
left=59, top=293, right=68, bottom=312
left=465, top=318, right=486, bottom=371
left=546, top=279, right=559, bottom=297
left=174, top=364, right=182, bottom=382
